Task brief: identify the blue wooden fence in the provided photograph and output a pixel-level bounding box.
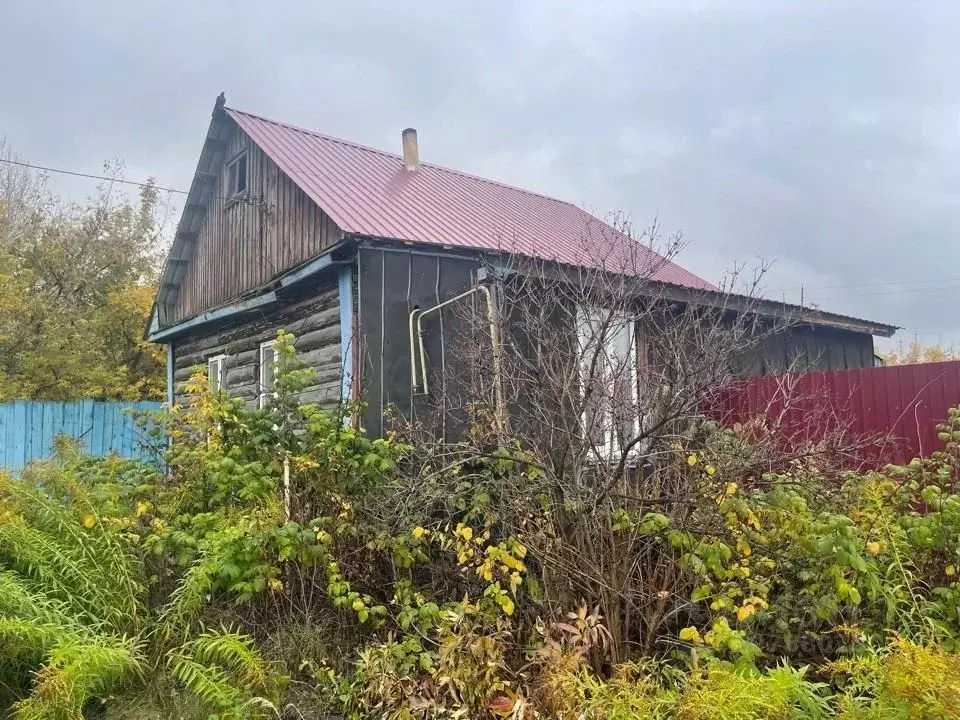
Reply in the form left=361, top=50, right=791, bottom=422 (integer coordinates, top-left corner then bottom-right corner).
left=0, top=400, right=162, bottom=471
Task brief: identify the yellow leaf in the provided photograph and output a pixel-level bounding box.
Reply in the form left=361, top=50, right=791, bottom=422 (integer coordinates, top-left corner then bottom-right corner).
left=725, top=482, right=738, bottom=495
left=705, top=464, right=716, bottom=476
left=351, top=598, right=365, bottom=612
left=679, top=626, right=702, bottom=644
left=411, top=526, right=428, bottom=540
left=866, top=541, right=882, bottom=556
left=737, top=603, right=756, bottom=622
left=501, top=597, right=515, bottom=616
left=456, top=524, right=473, bottom=541
left=947, top=565, right=956, bottom=577
left=82, top=514, right=96, bottom=529
left=135, top=502, right=149, bottom=517
left=269, top=578, right=284, bottom=592
left=687, top=454, right=698, bottom=466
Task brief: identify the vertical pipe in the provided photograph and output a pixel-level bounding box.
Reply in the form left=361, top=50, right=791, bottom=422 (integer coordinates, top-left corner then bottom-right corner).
left=283, top=456, right=291, bottom=521
left=479, top=284, right=507, bottom=434
left=380, top=252, right=386, bottom=430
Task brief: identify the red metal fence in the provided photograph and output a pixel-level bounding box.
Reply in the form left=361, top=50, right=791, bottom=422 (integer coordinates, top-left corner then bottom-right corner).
left=709, top=361, right=960, bottom=467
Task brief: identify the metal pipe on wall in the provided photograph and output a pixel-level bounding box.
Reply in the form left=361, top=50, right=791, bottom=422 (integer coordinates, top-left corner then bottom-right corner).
left=409, top=284, right=506, bottom=430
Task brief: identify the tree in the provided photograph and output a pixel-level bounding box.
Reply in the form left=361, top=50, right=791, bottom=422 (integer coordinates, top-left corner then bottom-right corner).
left=382, top=218, right=878, bottom=662
left=884, top=335, right=960, bottom=366
left=0, top=142, right=169, bottom=400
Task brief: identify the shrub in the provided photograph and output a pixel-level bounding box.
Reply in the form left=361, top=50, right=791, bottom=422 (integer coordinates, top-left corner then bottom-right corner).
left=4, top=333, right=960, bottom=718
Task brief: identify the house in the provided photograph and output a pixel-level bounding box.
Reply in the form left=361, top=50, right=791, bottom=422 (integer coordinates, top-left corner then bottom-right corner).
left=148, top=95, right=897, bottom=439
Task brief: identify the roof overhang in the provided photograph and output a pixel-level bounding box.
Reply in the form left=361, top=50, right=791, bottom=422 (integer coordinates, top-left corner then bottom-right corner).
left=148, top=291, right=279, bottom=343
left=147, top=242, right=353, bottom=343
left=484, top=253, right=898, bottom=338
left=660, top=286, right=899, bottom=337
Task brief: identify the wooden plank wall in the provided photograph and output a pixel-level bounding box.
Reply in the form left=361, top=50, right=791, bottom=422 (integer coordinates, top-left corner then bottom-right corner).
left=734, top=325, right=875, bottom=377
left=173, top=125, right=342, bottom=321
left=173, top=282, right=342, bottom=409
left=0, top=400, right=162, bottom=471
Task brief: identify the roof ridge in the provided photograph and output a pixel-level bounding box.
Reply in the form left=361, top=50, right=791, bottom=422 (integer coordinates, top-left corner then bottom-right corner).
left=225, top=105, right=580, bottom=209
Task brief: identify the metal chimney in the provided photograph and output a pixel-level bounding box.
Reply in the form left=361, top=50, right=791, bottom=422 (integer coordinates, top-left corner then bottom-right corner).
left=402, top=128, right=419, bottom=170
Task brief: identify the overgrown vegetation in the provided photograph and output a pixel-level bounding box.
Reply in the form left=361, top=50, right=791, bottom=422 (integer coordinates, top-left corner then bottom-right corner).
left=2, top=332, right=960, bottom=718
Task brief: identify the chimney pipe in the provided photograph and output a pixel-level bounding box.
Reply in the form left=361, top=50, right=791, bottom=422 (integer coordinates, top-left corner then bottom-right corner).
left=402, top=128, right=419, bottom=170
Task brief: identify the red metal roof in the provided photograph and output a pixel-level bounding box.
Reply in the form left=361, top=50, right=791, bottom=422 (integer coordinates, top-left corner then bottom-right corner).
left=226, top=107, right=715, bottom=290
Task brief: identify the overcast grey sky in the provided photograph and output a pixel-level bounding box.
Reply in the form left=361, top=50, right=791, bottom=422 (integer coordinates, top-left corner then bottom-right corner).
left=2, top=1, right=958, bottom=348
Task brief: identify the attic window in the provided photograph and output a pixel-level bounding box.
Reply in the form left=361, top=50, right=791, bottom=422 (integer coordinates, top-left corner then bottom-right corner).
left=226, top=152, right=248, bottom=199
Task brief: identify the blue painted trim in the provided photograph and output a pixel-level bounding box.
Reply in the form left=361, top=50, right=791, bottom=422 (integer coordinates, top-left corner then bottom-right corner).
left=338, top=264, right=354, bottom=405
left=279, top=253, right=337, bottom=288
left=148, top=291, right=278, bottom=342
left=166, top=342, right=175, bottom=406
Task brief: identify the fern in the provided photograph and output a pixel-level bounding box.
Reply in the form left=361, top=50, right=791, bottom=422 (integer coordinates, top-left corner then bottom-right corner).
left=156, top=549, right=221, bottom=641
left=11, top=634, right=142, bottom=720
left=168, top=628, right=286, bottom=718
left=0, top=475, right=142, bottom=632
left=184, top=628, right=275, bottom=690
left=0, top=471, right=146, bottom=716
left=168, top=654, right=245, bottom=711
left=0, top=571, right=82, bottom=630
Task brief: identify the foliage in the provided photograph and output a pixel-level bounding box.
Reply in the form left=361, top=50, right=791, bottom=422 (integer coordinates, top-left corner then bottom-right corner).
left=4, top=333, right=960, bottom=717
left=883, top=334, right=960, bottom=366
left=0, top=456, right=146, bottom=716
left=0, top=140, right=166, bottom=400
left=828, top=637, right=960, bottom=719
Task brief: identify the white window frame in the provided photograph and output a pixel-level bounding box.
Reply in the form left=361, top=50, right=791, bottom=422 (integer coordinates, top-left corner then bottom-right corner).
left=226, top=151, right=248, bottom=200
left=258, top=340, right=278, bottom=409
left=576, top=306, right=640, bottom=460
left=207, top=354, right=227, bottom=393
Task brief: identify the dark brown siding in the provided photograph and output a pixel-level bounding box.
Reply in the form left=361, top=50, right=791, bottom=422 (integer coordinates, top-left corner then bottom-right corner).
left=734, top=325, right=875, bottom=376
left=355, top=249, right=877, bottom=440
left=173, top=124, right=342, bottom=321
left=173, top=280, right=343, bottom=409
left=356, top=246, right=481, bottom=437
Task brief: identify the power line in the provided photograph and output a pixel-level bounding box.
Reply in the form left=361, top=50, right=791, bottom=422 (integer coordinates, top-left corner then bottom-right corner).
left=768, top=276, right=960, bottom=294
left=812, top=283, right=960, bottom=303
left=0, top=157, right=263, bottom=207
left=4, top=159, right=955, bottom=304
left=0, top=157, right=188, bottom=196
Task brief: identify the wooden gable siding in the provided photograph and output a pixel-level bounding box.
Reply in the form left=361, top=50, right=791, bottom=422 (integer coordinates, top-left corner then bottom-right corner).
left=172, top=124, right=343, bottom=322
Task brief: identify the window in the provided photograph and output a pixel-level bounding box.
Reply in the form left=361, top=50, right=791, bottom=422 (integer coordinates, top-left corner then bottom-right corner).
left=259, top=340, right=278, bottom=408
left=226, top=152, right=248, bottom=199
left=207, top=354, right=226, bottom=393
left=577, top=306, right=639, bottom=459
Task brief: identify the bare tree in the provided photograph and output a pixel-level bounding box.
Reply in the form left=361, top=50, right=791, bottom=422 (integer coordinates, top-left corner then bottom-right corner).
left=378, top=216, right=878, bottom=663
